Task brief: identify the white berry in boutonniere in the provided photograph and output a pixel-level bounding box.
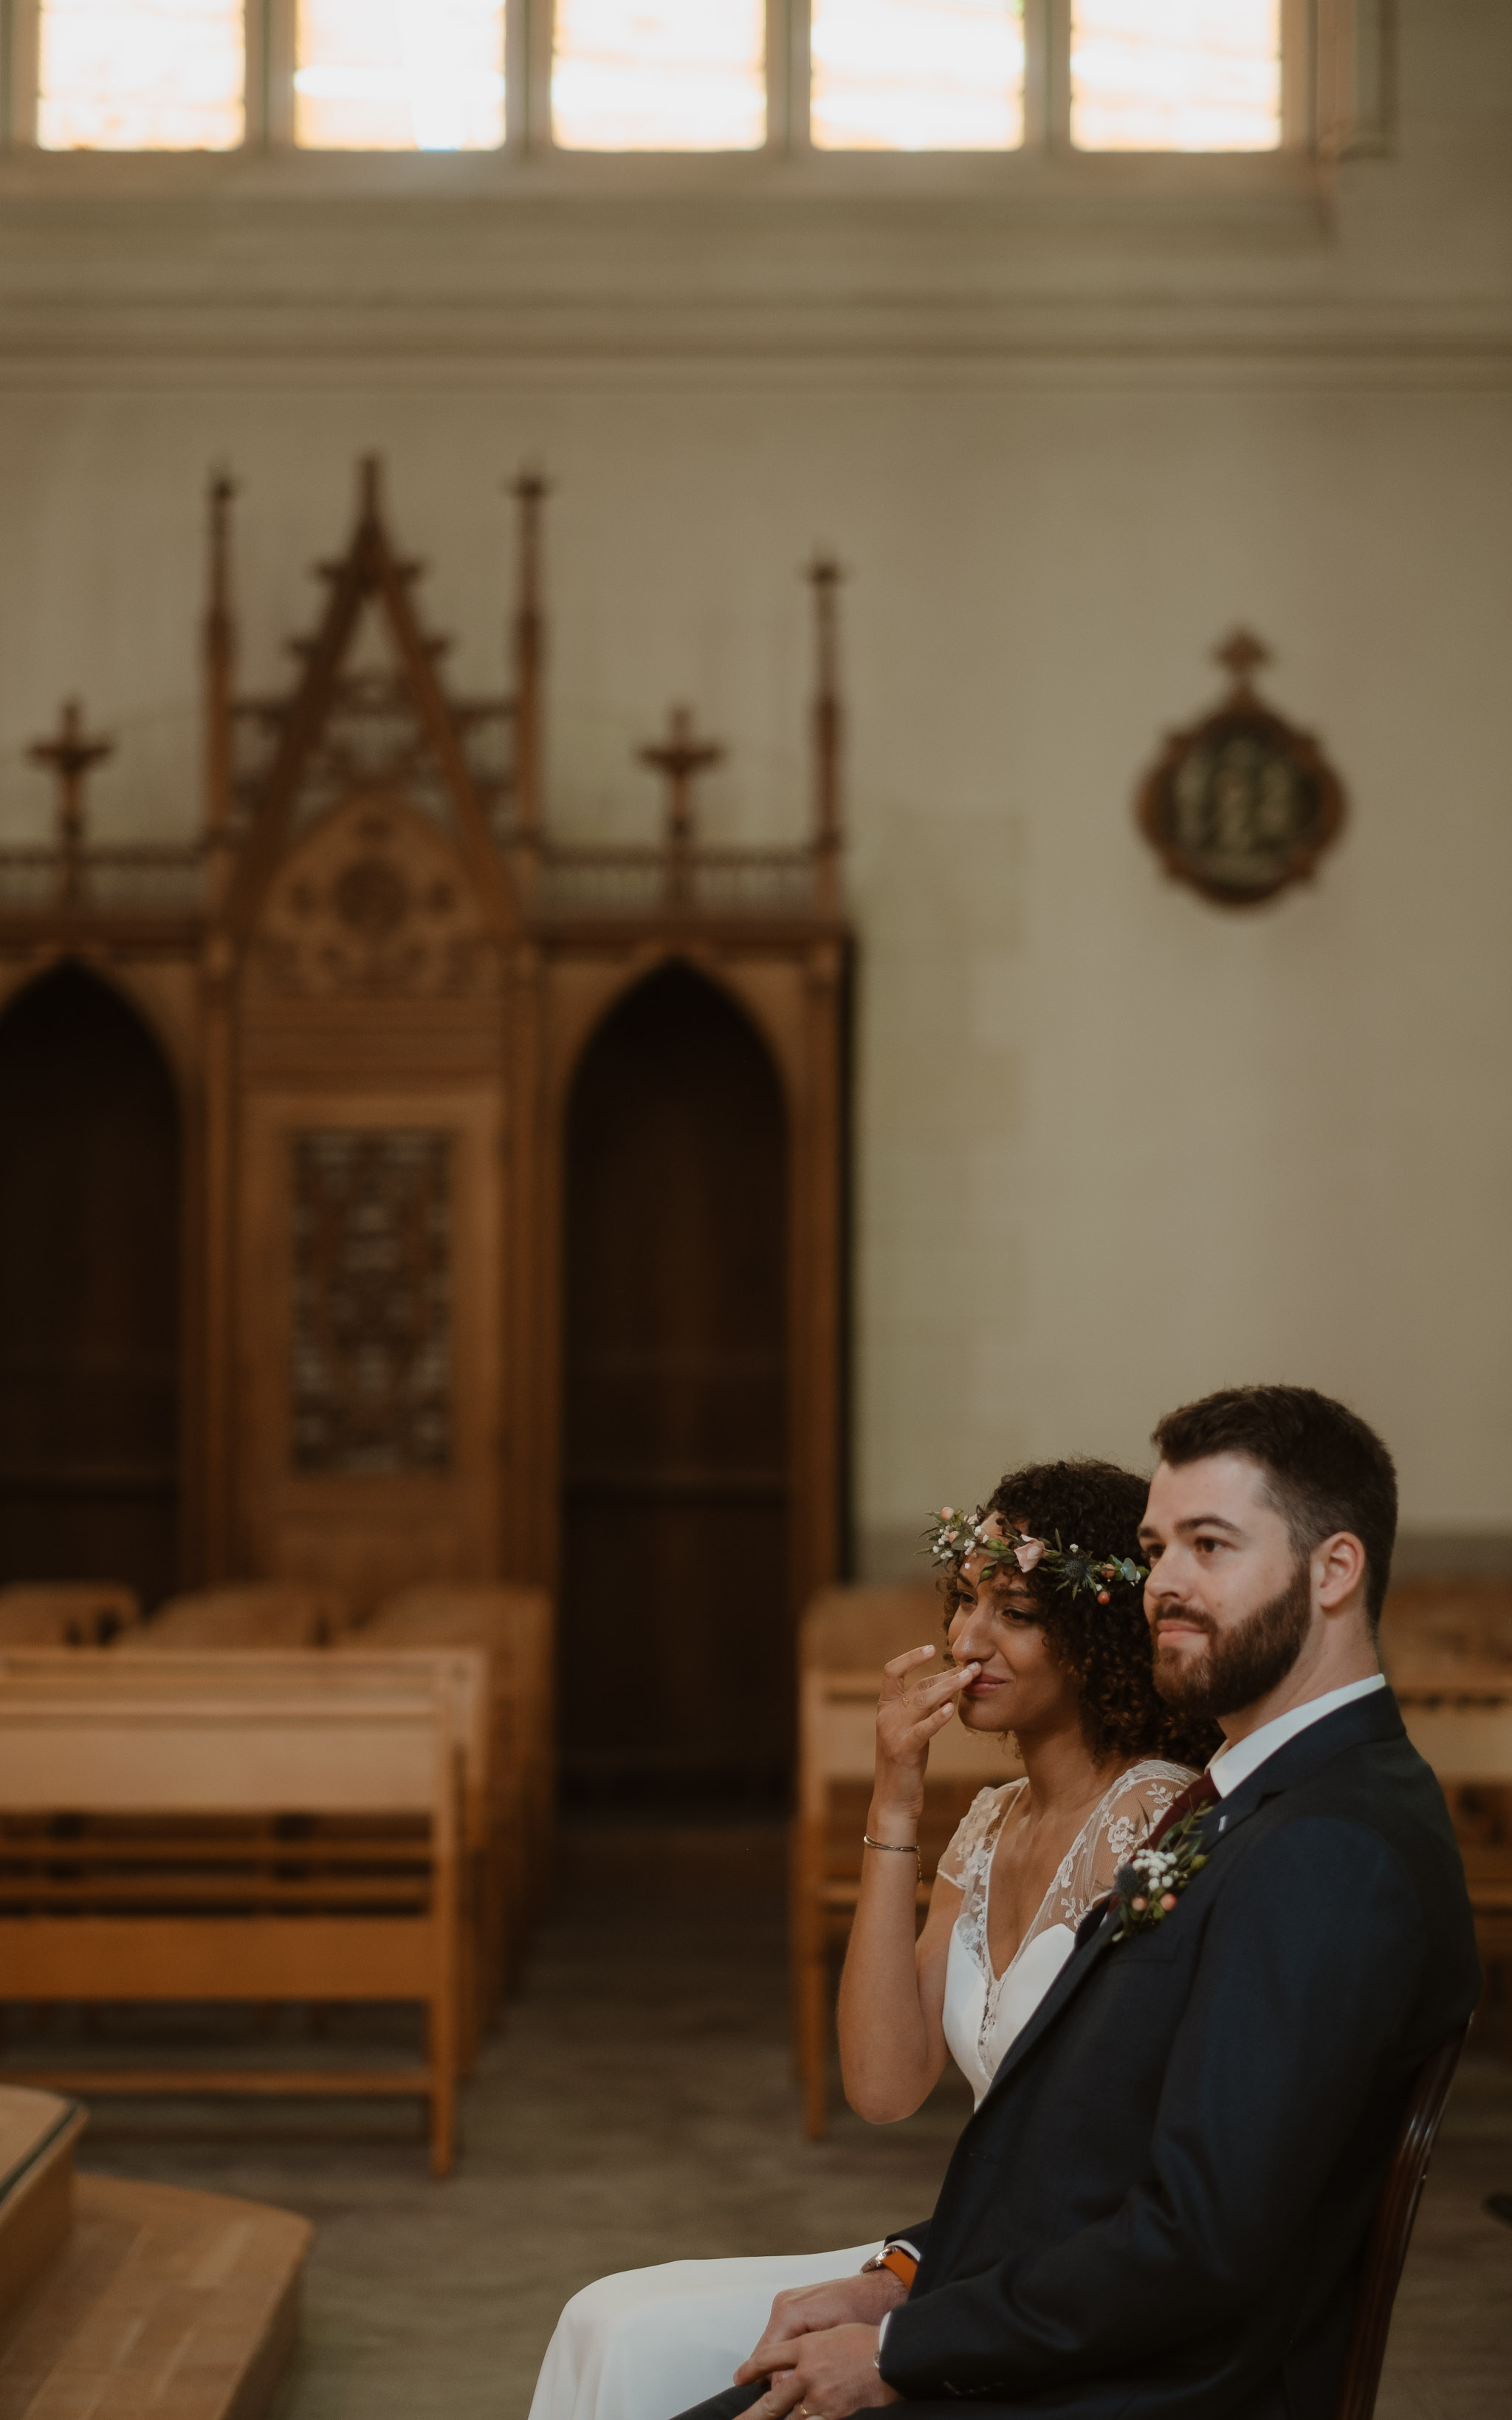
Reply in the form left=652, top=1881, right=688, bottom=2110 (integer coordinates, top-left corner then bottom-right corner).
left=1109, top=1807, right=1210, bottom=1942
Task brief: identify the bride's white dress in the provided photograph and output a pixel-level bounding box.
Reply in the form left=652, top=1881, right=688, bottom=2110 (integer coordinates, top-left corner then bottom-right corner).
left=529, top=1761, right=1189, bottom=2420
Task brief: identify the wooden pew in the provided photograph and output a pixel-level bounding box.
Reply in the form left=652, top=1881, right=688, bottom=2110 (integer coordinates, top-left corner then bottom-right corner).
left=0, top=1650, right=467, bottom=2173
left=121, top=1581, right=354, bottom=1650
left=73, top=1645, right=493, bottom=2062
left=791, top=1583, right=1023, bottom=2139
left=0, top=2083, right=309, bottom=2419
left=1384, top=1583, right=1512, bottom=2050
left=353, top=1583, right=557, bottom=1989
left=0, top=1586, right=140, bottom=1648
left=1381, top=1578, right=1512, bottom=1691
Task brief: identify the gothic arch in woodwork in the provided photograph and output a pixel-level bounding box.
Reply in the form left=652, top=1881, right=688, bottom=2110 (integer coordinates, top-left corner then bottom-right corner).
left=0, top=962, right=183, bottom=1608
left=559, top=962, right=792, bottom=1805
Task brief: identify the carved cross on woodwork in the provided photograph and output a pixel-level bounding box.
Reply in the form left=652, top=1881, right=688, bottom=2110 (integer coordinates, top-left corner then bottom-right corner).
left=1214, top=628, right=1271, bottom=700
left=638, top=706, right=725, bottom=908
left=28, top=699, right=114, bottom=909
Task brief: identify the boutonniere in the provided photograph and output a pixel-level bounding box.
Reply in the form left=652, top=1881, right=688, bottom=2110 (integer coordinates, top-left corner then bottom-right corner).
left=1109, top=1807, right=1210, bottom=1943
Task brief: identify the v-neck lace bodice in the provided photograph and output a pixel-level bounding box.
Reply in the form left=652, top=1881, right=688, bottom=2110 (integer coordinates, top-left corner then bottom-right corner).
left=936, top=1758, right=1193, bottom=2102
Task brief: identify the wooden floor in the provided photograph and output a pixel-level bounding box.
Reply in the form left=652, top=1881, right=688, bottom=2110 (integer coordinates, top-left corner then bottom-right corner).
left=3, top=1824, right=1505, bottom=2420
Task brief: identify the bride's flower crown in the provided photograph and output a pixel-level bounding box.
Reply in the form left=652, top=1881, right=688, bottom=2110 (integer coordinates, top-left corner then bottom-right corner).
left=922, top=1504, right=1147, bottom=1608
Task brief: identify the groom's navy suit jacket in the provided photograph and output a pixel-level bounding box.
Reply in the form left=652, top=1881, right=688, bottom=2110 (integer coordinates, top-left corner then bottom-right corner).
left=876, top=1690, right=1480, bottom=2420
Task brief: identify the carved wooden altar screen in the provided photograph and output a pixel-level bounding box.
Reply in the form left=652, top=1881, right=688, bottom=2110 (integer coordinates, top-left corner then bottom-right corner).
left=0, top=467, right=850, bottom=1760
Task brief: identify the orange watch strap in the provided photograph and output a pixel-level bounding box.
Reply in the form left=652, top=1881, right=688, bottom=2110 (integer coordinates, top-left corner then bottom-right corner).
left=880, top=2246, right=918, bottom=2289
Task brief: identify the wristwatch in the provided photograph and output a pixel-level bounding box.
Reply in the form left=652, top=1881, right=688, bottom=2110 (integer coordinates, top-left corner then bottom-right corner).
left=861, top=2245, right=918, bottom=2290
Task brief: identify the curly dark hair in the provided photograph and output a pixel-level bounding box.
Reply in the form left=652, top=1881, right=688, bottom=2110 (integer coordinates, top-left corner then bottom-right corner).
left=942, top=1458, right=1220, bottom=1771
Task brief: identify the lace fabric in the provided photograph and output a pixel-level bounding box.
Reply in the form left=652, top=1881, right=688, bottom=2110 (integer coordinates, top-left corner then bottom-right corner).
left=938, top=1759, right=1194, bottom=2069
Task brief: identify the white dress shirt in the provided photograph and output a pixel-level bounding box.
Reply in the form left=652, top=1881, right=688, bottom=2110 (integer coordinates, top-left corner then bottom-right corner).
left=1208, top=1672, right=1387, bottom=1798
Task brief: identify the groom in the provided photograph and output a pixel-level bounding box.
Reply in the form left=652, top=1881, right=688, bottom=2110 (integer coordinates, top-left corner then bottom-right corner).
left=684, top=1383, right=1480, bottom=2420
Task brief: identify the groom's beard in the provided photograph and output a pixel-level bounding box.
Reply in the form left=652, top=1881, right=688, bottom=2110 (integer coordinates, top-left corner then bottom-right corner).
left=1151, top=1560, right=1313, bottom=1722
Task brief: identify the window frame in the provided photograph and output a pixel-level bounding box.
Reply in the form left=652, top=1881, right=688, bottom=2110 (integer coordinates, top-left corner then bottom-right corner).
left=0, top=0, right=1387, bottom=183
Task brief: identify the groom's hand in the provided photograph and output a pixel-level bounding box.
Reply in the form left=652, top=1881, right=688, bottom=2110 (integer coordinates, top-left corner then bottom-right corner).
left=742, top=2269, right=905, bottom=2376
left=734, top=2325, right=896, bottom=2419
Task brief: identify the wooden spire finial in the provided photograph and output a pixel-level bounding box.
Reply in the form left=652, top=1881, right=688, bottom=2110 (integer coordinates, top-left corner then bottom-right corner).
left=360, top=454, right=384, bottom=521
left=1214, top=628, right=1271, bottom=699
left=639, top=705, right=724, bottom=908
left=807, top=554, right=845, bottom=913
left=28, top=699, right=114, bottom=908
left=508, top=467, right=551, bottom=881
left=208, top=469, right=237, bottom=614
left=205, top=469, right=238, bottom=891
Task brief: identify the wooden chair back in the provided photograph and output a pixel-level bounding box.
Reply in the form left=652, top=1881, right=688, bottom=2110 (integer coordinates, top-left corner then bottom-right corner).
left=0, top=1585, right=140, bottom=1647
left=0, top=1648, right=467, bottom=2174
left=1333, top=2026, right=1468, bottom=2420
left=791, top=1583, right=1022, bottom=2139
left=123, top=1583, right=354, bottom=1651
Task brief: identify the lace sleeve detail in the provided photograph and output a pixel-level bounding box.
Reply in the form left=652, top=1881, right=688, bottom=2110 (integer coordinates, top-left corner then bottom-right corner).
left=935, top=1784, right=1017, bottom=1893
left=1045, top=1760, right=1197, bottom=1932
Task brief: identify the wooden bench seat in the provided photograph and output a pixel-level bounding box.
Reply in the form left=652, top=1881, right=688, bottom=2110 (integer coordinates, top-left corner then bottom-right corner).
left=0, top=2084, right=310, bottom=2420
left=121, top=1586, right=354, bottom=1651
left=0, top=1589, right=140, bottom=1649
left=1385, top=1583, right=1512, bottom=2054
left=350, top=1583, right=556, bottom=2002
left=0, top=1651, right=467, bottom=2173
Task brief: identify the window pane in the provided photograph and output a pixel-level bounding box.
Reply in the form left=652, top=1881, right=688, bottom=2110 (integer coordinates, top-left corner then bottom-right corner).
left=1071, top=1, right=1280, bottom=151
left=295, top=0, right=505, bottom=151
left=811, top=1, right=1023, bottom=151
left=553, top=1, right=766, bottom=152
left=38, top=0, right=244, bottom=151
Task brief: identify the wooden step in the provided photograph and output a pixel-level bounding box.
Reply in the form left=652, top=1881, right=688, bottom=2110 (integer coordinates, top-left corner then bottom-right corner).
left=0, top=2091, right=86, bottom=2327
left=0, top=2171, right=312, bottom=2420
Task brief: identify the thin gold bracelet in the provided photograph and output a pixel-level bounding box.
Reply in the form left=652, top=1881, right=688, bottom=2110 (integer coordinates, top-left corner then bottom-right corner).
left=863, top=1834, right=922, bottom=1881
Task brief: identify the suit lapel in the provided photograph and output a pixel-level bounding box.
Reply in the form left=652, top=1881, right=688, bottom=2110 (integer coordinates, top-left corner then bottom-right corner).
left=969, top=1688, right=1406, bottom=2114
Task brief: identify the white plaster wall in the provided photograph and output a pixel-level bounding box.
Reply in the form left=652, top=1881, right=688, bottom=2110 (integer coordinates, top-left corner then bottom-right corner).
left=0, top=0, right=1508, bottom=1558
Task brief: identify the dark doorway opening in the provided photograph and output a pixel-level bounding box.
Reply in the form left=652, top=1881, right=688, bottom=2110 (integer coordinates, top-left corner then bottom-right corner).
left=0, top=964, right=182, bottom=1608
left=561, top=963, right=789, bottom=1814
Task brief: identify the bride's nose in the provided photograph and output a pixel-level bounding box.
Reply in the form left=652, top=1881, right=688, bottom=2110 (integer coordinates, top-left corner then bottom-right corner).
left=952, top=1606, right=994, bottom=1663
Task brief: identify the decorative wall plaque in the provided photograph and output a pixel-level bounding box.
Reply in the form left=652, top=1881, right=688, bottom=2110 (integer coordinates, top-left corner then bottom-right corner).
left=291, top=1128, right=452, bottom=1473
left=1137, top=633, right=1347, bottom=907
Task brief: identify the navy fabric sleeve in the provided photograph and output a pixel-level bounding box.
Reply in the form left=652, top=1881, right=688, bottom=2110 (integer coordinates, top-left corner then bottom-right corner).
left=879, top=1817, right=1425, bottom=2401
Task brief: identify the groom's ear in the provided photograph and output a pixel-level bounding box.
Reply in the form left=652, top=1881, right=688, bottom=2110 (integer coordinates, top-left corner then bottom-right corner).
left=1313, top=1530, right=1369, bottom=1619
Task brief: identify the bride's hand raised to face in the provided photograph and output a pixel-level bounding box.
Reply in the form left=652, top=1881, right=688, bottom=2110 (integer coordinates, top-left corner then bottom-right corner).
left=870, top=1643, right=979, bottom=1829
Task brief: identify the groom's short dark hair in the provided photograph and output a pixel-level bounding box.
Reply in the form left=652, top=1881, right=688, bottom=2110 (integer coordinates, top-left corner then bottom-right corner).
left=1151, top=1384, right=1398, bottom=1628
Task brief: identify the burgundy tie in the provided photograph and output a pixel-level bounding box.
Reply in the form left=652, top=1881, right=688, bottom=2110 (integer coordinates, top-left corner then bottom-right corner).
left=1143, top=1769, right=1219, bottom=1853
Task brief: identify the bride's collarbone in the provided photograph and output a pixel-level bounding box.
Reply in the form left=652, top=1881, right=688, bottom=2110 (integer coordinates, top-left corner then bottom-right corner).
left=983, top=1770, right=1129, bottom=1968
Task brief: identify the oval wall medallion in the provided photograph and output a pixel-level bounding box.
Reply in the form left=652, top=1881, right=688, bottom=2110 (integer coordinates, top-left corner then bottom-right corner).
left=1137, top=631, right=1347, bottom=908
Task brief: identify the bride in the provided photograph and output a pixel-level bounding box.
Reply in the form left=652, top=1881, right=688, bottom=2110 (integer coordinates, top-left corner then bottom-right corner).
left=528, top=1458, right=1217, bottom=2420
